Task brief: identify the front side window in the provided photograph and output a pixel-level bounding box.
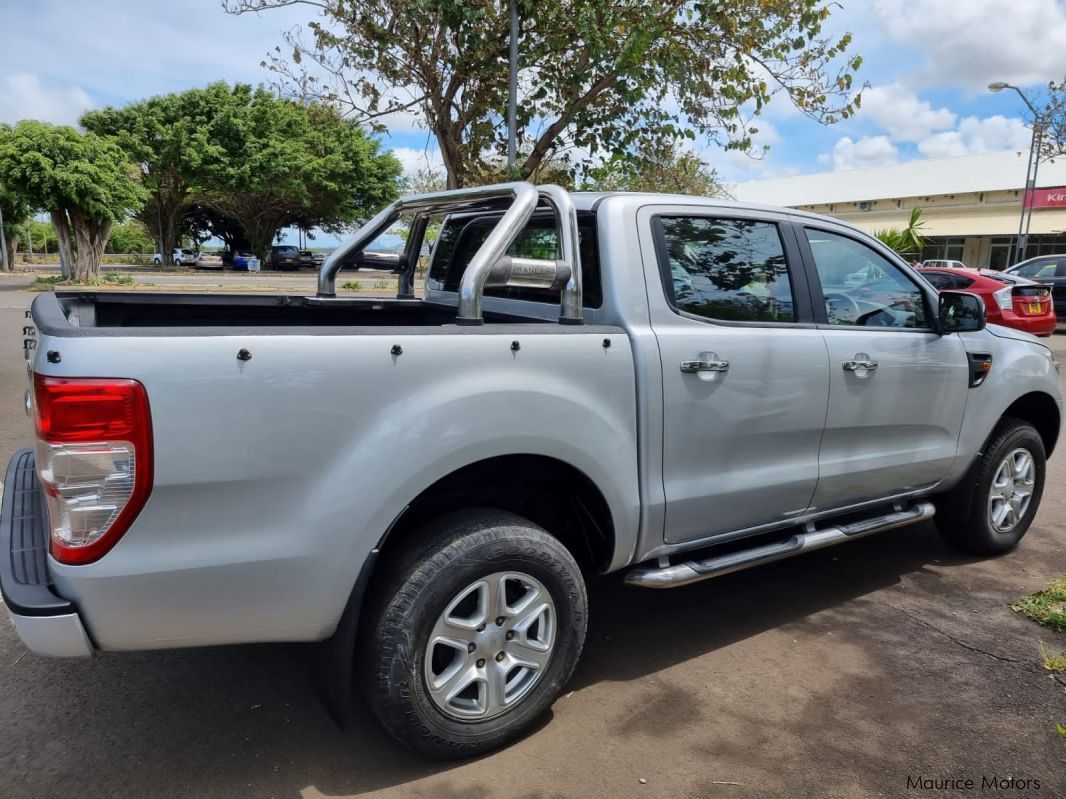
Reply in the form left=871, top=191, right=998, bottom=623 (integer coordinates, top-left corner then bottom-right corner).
left=657, top=217, right=795, bottom=323
left=805, top=228, right=929, bottom=328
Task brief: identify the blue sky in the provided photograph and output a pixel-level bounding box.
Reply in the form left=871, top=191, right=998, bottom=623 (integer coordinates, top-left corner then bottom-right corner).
left=2, top=0, right=1066, bottom=235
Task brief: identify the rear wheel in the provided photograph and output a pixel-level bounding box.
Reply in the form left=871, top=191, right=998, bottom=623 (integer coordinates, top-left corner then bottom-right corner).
left=936, top=417, right=1045, bottom=554
left=361, top=509, right=587, bottom=758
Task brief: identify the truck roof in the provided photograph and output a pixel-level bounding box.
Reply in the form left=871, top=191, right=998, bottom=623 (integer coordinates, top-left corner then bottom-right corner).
left=567, top=191, right=835, bottom=224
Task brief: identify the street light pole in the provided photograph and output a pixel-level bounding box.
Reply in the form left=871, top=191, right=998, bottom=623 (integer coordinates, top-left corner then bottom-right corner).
left=506, top=0, right=518, bottom=175
left=989, top=82, right=1043, bottom=265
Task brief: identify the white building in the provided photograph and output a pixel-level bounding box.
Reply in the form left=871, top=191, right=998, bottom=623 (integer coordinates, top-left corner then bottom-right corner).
left=733, top=149, right=1066, bottom=269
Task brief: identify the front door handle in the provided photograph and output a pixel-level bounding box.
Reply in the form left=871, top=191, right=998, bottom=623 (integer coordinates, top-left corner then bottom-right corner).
left=842, top=353, right=878, bottom=372
left=680, top=352, right=730, bottom=374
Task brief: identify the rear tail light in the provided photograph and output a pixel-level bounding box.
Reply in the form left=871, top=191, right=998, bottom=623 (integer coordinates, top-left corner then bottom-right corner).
left=993, top=285, right=1013, bottom=310
left=33, top=375, right=153, bottom=565
left=1011, top=286, right=1052, bottom=317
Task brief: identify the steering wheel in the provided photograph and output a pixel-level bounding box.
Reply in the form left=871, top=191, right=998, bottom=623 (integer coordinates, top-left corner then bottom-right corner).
left=824, top=292, right=861, bottom=324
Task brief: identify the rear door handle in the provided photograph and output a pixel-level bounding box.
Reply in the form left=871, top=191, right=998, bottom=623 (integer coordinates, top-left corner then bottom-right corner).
left=680, top=352, right=730, bottom=374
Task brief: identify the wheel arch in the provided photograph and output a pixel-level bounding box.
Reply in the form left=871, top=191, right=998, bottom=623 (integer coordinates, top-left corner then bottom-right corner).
left=1002, top=390, right=1060, bottom=457
left=372, top=453, right=618, bottom=577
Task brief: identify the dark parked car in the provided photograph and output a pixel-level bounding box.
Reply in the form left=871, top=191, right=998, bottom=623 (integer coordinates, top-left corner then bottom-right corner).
left=269, top=245, right=301, bottom=270
left=1006, top=254, right=1066, bottom=317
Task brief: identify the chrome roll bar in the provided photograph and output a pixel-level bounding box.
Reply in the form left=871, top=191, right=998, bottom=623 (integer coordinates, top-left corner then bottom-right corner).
left=316, top=181, right=583, bottom=324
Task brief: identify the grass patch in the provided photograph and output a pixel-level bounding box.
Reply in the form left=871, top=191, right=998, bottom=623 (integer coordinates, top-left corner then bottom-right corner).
left=1040, top=641, right=1066, bottom=672
left=1012, top=576, right=1066, bottom=632
left=101, top=273, right=135, bottom=285
left=30, top=273, right=136, bottom=291
left=341, top=280, right=362, bottom=291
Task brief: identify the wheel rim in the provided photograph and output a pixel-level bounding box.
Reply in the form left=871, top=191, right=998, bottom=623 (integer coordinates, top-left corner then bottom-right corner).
left=423, top=571, right=556, bottom=722
left=987, top=447, right=1036, bottom=534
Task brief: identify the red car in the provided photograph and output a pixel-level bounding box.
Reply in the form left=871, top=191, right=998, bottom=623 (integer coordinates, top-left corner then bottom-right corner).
left=919, top=267, right=1056, bottom=337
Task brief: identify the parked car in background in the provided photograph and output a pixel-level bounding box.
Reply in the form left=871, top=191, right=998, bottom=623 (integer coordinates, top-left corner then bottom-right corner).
left=231, top=251, right=258, bottom=271
left=299, top=250, right=324, bottom=268
left=919, top=267, right=1055, bottom=336
left=1006, top=254, right=1066, bottom=317
left=921, top=259, right=968, bottom=269
left=152, top=247, right=198, bottom=265
left=194, top=251, right=224, bottom=270
left=269, top=245, right=301, bottom=270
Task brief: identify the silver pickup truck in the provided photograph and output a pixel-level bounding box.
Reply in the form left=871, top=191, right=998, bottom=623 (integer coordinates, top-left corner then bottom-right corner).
left=2, top=183, right=1061, bottom=758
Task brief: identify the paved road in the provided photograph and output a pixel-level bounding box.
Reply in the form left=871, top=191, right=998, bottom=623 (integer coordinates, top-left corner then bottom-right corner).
left=1, top=284, right=1065, bottom=798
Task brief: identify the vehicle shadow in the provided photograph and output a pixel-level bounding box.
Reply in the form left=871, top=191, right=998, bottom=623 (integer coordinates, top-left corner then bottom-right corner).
left=2, top=523, right=999, bottom=799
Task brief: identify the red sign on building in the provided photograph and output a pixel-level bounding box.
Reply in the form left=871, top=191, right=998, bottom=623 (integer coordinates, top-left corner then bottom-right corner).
left=1026, top=187, right=1066, bottom=208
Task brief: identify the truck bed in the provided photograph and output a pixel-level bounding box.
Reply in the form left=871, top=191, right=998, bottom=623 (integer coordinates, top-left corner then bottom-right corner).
left=33, top=291, right=548, bottom=335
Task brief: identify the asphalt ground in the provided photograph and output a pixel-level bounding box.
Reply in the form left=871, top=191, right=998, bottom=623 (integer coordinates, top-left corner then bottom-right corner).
left=0, top=277, right=1064, bottom=799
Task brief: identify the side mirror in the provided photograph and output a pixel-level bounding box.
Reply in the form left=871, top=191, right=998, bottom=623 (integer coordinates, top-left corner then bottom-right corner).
left=938, top=290, right=985, bottom=334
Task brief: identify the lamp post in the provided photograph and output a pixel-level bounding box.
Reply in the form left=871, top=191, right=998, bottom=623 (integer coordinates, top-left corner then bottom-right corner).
left=989, top=82, right=1044, bottom=265
left=506, top=0, right=518, bottom=174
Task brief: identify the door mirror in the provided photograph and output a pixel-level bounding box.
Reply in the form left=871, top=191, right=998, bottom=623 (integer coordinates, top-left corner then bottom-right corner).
left=938, top=290, right=985, bottom=333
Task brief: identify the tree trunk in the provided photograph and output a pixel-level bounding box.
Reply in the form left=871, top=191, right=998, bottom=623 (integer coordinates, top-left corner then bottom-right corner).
left=70, top=212, right=113, bottom=282
left=1, top=234, right=19, bottom=271
left=50, top=210, right=75, bottom=279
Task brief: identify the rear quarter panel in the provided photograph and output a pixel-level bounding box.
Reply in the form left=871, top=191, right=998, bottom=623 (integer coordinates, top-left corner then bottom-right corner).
left=37, top=327, right=639, bottom=650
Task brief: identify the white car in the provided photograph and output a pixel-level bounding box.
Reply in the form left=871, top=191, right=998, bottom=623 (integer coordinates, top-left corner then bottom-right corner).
left=195, top=251, right=224, bottom=270
left=152, top=248, right=198, bottom=265
left=921, top=258, right=968, bottom=269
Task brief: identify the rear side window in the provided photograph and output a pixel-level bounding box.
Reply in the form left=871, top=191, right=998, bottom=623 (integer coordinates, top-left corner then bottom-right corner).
left=654, top=216, right=795, bottom=323
left=922, top=271, right=974, bottom=290
left=428, top=212, right=602, bottom=308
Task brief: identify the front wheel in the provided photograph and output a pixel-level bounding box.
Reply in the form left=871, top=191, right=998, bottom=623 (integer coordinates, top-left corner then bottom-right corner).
left=936, top=417, right=1046, bottom=554
left=361, top=509, right=587, bottom=758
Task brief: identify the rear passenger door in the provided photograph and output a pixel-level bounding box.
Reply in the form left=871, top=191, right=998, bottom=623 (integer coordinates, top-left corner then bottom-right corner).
left=798, top=225, right=969, bottom=512
left=641, top=207, right=831, bottom=544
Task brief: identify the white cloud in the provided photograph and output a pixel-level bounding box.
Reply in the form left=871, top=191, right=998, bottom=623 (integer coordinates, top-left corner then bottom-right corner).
left=824, top=135, right=899, bottom=171
left=917, top=114, right=1031, bottom=158
left=0, top=73, right=94, bottom=126
left=873, top=0, right=1066, bottom=88
left=389, top=145, right=444, bottom=175
left=858, top=84, right=957, bottom=142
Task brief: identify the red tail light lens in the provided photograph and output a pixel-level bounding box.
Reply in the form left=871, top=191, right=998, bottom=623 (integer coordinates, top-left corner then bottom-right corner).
left=33, top=375, right=153, bottom=565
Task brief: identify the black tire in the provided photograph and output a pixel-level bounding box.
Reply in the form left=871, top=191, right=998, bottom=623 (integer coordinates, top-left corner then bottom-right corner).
left=361, top=509, right=588, bottom=759
left=936, top=417, right=1045, bottom=554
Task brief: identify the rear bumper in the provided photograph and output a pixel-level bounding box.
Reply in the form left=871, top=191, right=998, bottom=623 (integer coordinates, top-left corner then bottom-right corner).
left=0, top=448, right=93, bottom=657
left=997, top=311, right=1057, bottom=337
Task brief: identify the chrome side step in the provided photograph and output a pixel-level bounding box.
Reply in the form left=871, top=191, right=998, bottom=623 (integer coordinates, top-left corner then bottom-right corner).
left=625, top=501, right=936, bottom=589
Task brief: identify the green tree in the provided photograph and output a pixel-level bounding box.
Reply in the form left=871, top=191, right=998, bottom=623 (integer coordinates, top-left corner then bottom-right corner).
left=106, top=219, right=155, bottom=254
left=226, top=0, right=862, bottom=188
left=191, top=85, right=402, bottom=261
left=82, top=83, right=251, bottom=265
left=874, top=207, right=926, bottom=260
left=0, top=181, right=32, bottom=271
left=585, top=142, right=729, bottom=197
left=0, top=122, right=147, bottom=280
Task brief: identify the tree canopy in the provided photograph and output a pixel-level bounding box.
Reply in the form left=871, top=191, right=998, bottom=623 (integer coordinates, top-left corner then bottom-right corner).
left=0, top=121, right=146, bottom=279
left=226, top=0, right=862, bottom=188
left=82, top=84, right=235, bottom=265
left=586, top=143, right=729, bottom=197
left=195, top=85, right=403, bottom=259
left=86, top=83, right=403, bottom=262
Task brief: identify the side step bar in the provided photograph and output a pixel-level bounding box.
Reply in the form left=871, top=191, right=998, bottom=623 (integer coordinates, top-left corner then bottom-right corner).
left=625, top=501, right=936, bottom=589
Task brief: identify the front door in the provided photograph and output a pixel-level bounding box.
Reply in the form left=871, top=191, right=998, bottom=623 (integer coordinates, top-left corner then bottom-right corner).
left=799, top=225, right=969, bottom=511
left=642, top=209, right=831, bottom=544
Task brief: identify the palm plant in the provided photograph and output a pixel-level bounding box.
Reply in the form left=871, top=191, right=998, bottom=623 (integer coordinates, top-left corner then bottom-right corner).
left=874, top=207, right=926, bottom=260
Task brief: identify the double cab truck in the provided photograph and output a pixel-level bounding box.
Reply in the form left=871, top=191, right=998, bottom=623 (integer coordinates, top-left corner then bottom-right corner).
left=2, top=183, right=1061, bottom=757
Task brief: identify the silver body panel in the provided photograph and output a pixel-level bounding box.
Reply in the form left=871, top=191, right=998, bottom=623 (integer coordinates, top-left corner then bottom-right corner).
left=10, top=191, right=1063, bottom=655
